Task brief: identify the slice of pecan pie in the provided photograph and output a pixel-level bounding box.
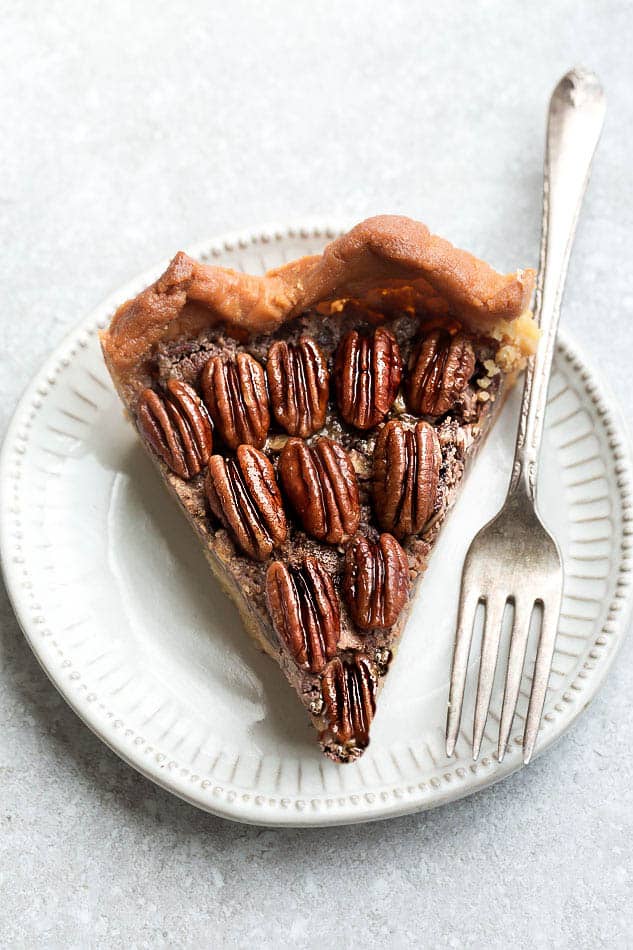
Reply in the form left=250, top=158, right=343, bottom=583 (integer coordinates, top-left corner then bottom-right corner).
left=101, top=216, right=536, bottom=763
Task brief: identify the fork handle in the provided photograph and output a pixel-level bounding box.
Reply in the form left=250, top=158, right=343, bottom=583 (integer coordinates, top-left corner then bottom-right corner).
left=509, top=67, right=606, bottom=501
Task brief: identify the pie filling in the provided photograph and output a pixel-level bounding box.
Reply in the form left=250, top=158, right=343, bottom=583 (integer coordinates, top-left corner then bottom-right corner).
left=139, top=305, right=511, bottom=762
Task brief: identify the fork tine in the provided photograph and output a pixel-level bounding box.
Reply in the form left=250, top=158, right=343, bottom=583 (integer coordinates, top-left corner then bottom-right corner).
left=446, top=586, right=481, bottom=757
left=523, top=596, right=562, bottom=764
left=497, top=597, right=535, bottom=762
left=472, top=593, right=508, bottom=760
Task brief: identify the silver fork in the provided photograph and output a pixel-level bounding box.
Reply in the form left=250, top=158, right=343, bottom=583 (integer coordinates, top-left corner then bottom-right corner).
left=446, top=67, right=606, bottom=766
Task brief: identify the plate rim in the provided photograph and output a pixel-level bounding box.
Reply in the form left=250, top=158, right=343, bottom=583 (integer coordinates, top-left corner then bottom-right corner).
left=2, top=219, right=632, bottom=827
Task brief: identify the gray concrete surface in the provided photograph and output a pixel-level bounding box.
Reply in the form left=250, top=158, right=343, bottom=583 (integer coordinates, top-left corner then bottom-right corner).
left=2, top=1, right=633, bottom=947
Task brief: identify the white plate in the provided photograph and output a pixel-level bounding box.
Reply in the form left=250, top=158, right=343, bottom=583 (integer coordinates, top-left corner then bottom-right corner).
left=2, top=222, right=632, bottom=827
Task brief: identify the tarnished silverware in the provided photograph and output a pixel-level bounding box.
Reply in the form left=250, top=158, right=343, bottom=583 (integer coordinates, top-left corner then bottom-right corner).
left=446, top=68, right=606, bottom=764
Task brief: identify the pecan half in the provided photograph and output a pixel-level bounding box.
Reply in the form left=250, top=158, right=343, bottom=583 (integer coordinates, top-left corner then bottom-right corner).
left=373, top=419, right=441, bottom=538
left=343, top=533, right=409, bottom=630
left=201, top=352, right=270, bottom=449
left=137, top=380, right=213, bottom=480
left=266, top=336, right=329, bottom=437
left=321, top=654, right=377, bottom=748
left=334, top=327, right=403, bottom=430
left=205, top=444, right=287, bottom=560
left=279, top=437, right=360, bottom=544
left=406, top=329, right=476, bottom=416
left=266, top=558, right=340, bottom=672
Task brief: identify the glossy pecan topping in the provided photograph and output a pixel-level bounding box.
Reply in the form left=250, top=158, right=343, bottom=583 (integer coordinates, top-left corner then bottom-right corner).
left=373, top=420, right=441, bottom=538
left=266, top=558, right=340, bottom=672
left=343, top=533, right=409, bottom=630
left=205, top=444, right=287, bottom=560
left=278, top=437, right=360, bottom=544
left=266, top=336, right=329, bottom=437
left=201, top=352, right=270, bottom=449
left=406, top=329, right=475, bottom=416
left=137, top=380, right=213, bottom=480
left=334, top=327, right=402, bottom=430
left=321, top=654, right=377, bottom=748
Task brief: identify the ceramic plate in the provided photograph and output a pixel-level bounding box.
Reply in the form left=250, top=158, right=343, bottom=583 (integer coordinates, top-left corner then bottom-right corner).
left=2, top=223, right=632, bottom=827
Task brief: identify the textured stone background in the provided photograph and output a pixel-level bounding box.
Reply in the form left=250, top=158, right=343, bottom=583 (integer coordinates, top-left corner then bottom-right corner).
left=2, top=1, right=633, bottom=947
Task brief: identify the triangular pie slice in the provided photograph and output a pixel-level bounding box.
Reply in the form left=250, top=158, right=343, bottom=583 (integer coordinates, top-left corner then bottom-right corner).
left=101, top=216, right=536, bottom=763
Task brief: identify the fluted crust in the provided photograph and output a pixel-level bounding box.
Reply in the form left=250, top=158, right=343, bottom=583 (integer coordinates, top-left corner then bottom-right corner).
left=101, top=215, right=535, bottom=403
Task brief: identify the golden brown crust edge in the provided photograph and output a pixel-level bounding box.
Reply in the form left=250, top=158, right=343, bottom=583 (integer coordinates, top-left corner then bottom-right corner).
left=100, top=215, right=535, bottom=401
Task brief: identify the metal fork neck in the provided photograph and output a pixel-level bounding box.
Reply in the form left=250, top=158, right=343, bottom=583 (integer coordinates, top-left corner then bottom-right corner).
left=508, top=67, right=606, bottom=504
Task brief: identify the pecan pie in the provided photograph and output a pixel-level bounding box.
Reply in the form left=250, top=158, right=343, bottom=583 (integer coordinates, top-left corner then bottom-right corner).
left=101, top=215, right=537, bottom=763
